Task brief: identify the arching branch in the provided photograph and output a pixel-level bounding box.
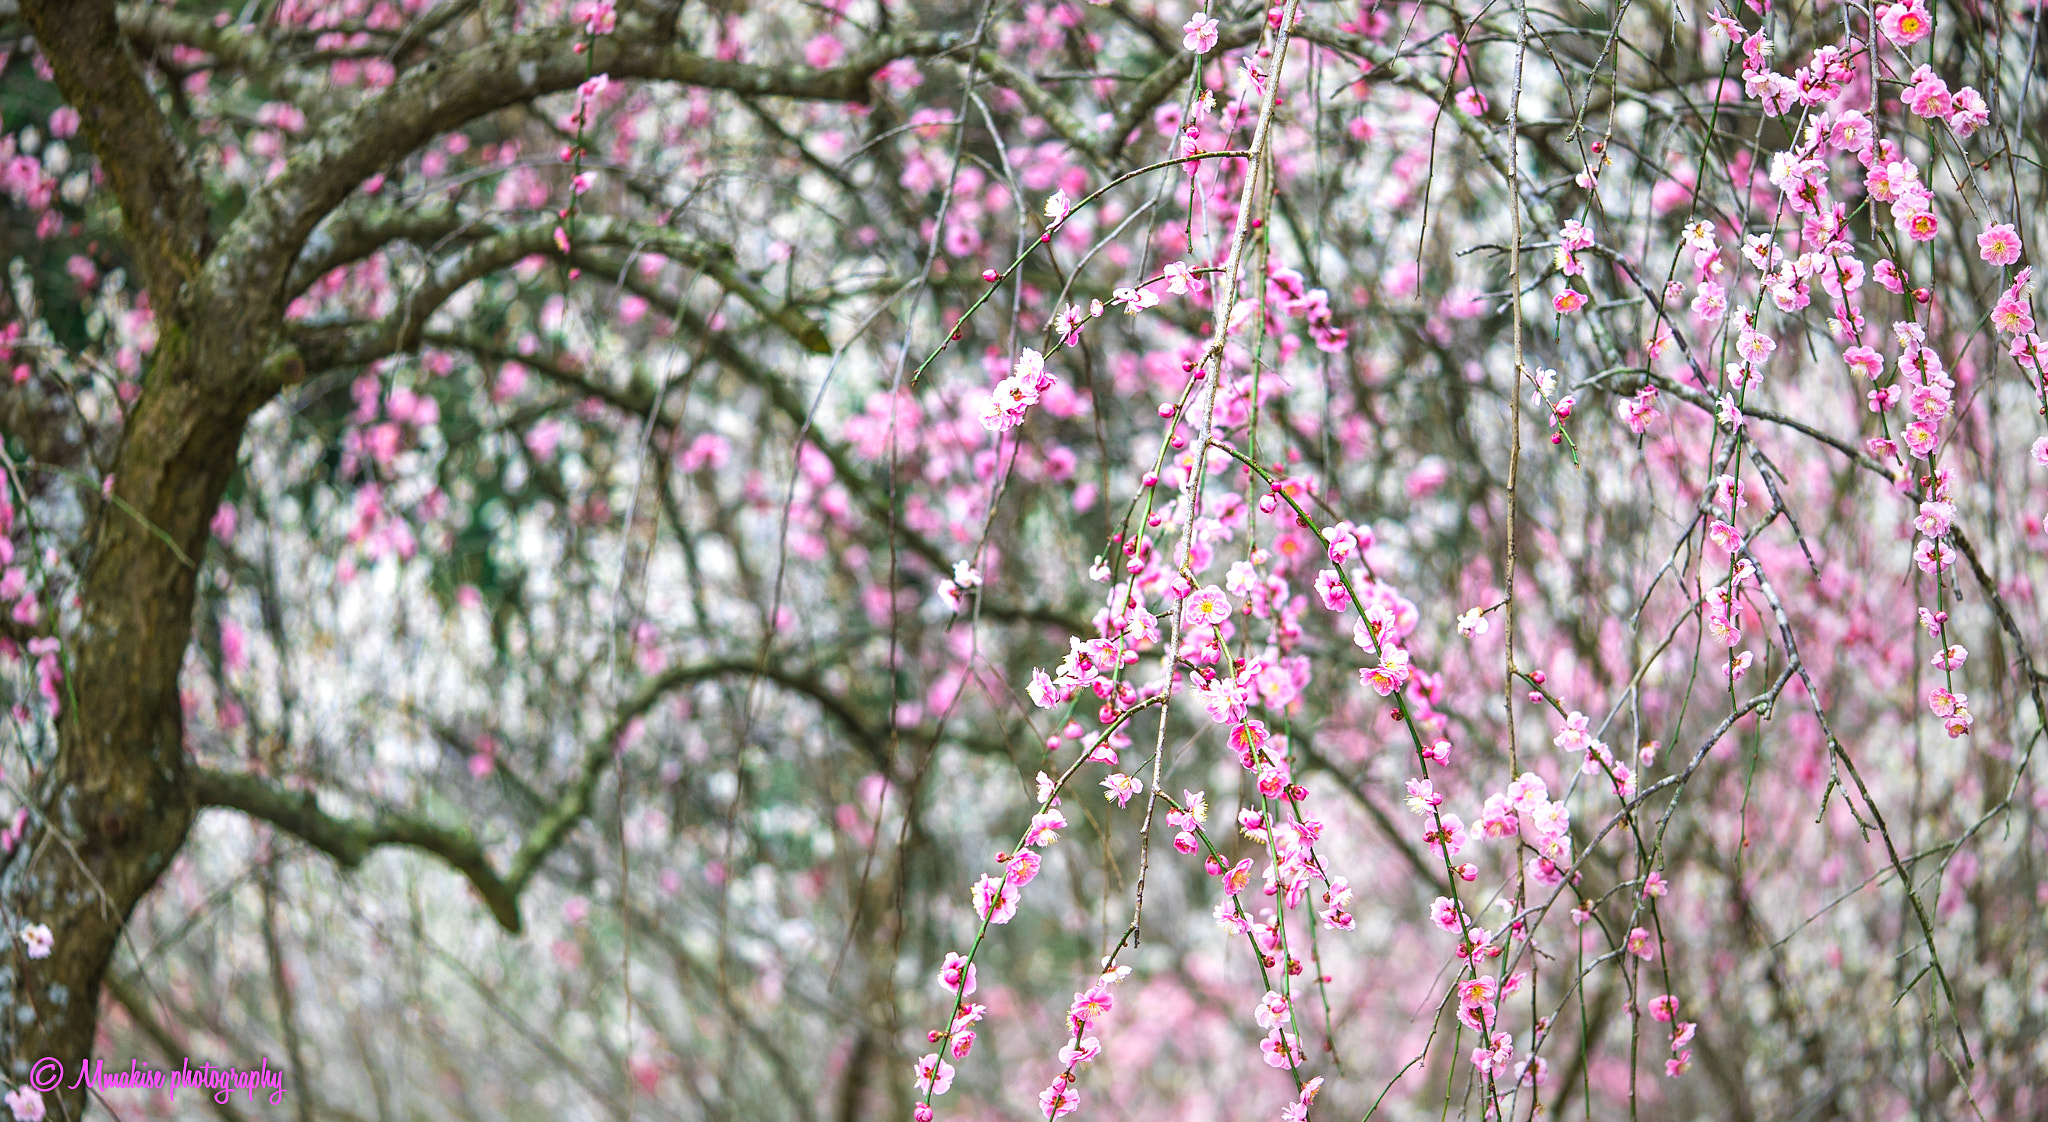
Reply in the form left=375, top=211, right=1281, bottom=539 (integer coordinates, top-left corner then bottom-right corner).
left=289, top=215, right=829, bottom=374
left=287, top=195, right=467, bottom=295
left=193, top=658, right=889, bottom=933
left=191, top=767, right=525, bottom=931
left=203, top=24, right=970, bottom=331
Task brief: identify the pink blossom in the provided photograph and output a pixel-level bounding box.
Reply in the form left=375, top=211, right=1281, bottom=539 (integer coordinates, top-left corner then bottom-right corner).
left=978, top=349, right=1058, bottom=432
left=1903, top=421, right=1941, bottom=458
left=1182, top=585, right=1231, bottom=627
left=1058, top=1036, right=1101, bottom=1066
left=1877, top=0, right=1932, bottom=45
left=1898, top=207, right=1940, bottom=243
left=1914, top=500, right=1956, bottom=538
left=971, top=874, right=1018, bottom=924
left=1991, top=296, right=2034, bottom=335
left=1430, top=895, right=1467, bottom=932
left=1100, top=772, right=1143, bottom=808
left=1949, top=87, right=1990, bottom=136
left=1469, top=1031, right=1514, bottom=1078
left=1691, top=280, right=1728, bottom=320
left=1038, top=1078, right=1080, bottom=1118
left=1162, top=261, right=1203, bottom=294
left=4, top=1087, right=44, bottom=1122
left=1359, top=646, right=1411, bottom=695
left=1423, top=812, right=1467, bottom=857
left=1904, top=68, right=1952, bottom=119
left=1023, top=810, right=1067, bottom=847
left=1618, top=385, right=1662, bottom=435
left=1069, top=983, right=1114, bottom=1027
left=1313, top=569, right=1350, bottom=611
left=1259, top=1028, right=1305, bottom=1069
left=1111, top=285, right=1159, bottom=314
left=912, top=1053, right=955, bottom=1095
left=1978, top=223, right=2023, bottom=266
left=1181, top=13, right=1220, bottom=53
left=802, top=33, right=844, bottom=68
left=938, top=952, right=977, bottom=995
left=1914, top=539, right=1956, bottom=574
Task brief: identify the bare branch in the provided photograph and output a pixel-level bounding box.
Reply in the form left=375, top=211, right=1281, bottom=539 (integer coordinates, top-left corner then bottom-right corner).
left=290, top=215, right=828, bottom=373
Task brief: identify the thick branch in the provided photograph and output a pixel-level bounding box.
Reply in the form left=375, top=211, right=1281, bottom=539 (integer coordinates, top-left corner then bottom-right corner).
left=23, top=0, right=209, bottom=294
left=117, top=5, right=328, bottom=107
left=196, top=658, right=889, bottom=933
left=204, top=25, right=967, bottom=334
left=191, top=768, right=525, bottom=932
left=287, top=195, right=467, bottom=295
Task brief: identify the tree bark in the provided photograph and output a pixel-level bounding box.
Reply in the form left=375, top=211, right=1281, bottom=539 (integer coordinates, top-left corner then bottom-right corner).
left=5, top=3, right=265, bottom=1111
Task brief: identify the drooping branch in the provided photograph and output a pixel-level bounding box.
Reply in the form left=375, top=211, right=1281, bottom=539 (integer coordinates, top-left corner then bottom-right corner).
left=1639, top=367, right=2048, bottom=739
left=1292, top=19, right=1560, bottom=230
left=574, top=247, right=1089, bottom=632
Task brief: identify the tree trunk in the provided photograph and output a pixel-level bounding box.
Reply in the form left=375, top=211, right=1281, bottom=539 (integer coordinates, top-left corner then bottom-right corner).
left=1, top=324, right=258, bottom=1112
left=2, top=1, right=281, bottom=1106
